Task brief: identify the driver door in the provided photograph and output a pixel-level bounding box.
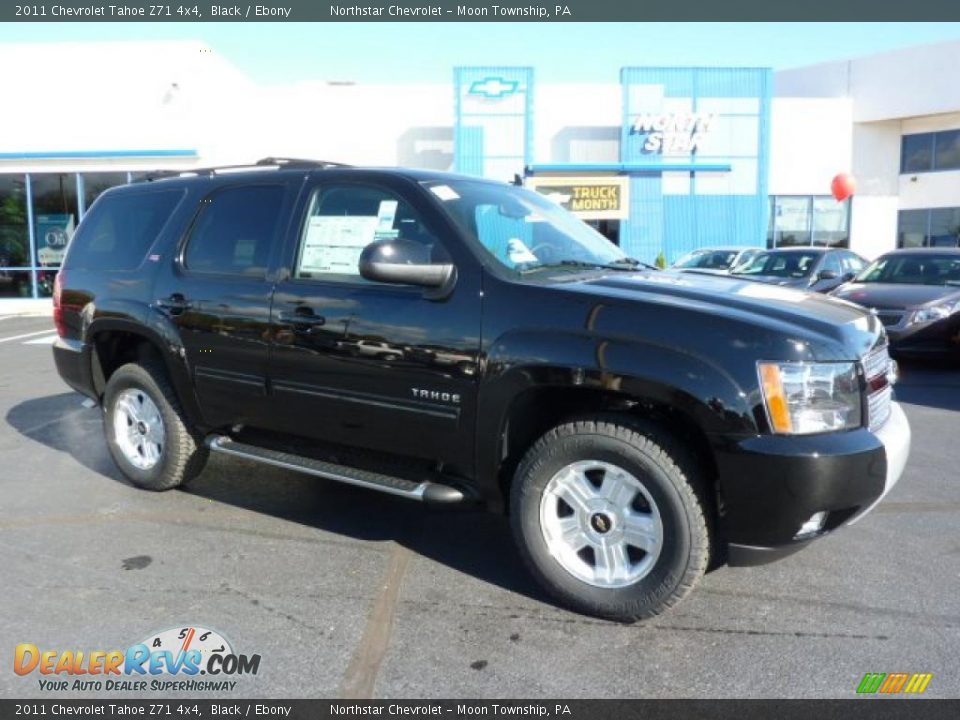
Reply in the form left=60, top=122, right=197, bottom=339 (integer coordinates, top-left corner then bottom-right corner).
left=266, top=178, right=482, bottom=474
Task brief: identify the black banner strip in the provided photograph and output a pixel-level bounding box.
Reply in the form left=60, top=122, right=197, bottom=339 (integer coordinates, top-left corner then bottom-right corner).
left=4, top=0, right=960, bottom=22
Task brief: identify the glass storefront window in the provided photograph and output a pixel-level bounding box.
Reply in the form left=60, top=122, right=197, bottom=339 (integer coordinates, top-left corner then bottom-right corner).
left=83, top=172, right=130, bottom=212
left=929, top=208, right=960, bottom=247
left=0, top=175, right=31, bottom=298
left=898, top=208, right=960, bottom=248
left=897, top=210, right=928, bottom=248
left=30, top=174, right=78, bottom=288
left=768, top=196, right=850, bottom=248
left=812, top=197, right=850, bottom=247
left=771, top=196, right=812, bottom=247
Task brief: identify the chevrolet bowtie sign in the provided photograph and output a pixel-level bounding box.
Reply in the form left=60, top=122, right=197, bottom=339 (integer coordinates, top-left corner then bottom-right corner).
left=527, top=177, right=630, bottom=220
left=468, top=77, right=520, bottom=99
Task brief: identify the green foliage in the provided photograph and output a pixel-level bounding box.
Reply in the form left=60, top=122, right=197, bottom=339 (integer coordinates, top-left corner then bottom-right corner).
left=654, top=251, right=668, bottom=270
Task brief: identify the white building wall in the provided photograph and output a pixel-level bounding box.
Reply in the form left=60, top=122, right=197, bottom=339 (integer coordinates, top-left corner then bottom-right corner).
left=768, top=98, right=853, bottom=196
left=775, top=38, right=960, bottom=122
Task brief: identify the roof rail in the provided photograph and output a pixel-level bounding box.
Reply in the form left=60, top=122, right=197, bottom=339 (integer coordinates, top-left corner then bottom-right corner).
left=137, top=157, right=351, bottom=182
left=256, top=157, right=351, bottom=168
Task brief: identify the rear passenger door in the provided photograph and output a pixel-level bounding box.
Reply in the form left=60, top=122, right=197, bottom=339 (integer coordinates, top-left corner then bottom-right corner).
left=153, top=180, right=297, bottom=429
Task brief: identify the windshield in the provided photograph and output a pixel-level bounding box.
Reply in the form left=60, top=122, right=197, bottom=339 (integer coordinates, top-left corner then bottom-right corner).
left=673, top=249, right=739, bottom=270
left=421, top=179, right=627, bottom=272
left=731, top=251, right=820, bottom=279
left=855, top=254, right=960, bottom=285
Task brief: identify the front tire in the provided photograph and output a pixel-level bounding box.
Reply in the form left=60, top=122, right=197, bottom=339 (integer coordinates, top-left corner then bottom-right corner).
left=510, top=419, right=709, bottom=622
left=103, top=361, right=208, bottom=491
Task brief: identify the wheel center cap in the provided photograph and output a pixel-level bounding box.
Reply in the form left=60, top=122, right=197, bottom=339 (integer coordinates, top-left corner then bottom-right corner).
left=590, top=513, right=613, bottom=534
left=137, top=421, right=147, bottom=435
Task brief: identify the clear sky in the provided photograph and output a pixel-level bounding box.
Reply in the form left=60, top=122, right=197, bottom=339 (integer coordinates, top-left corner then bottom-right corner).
left=4, top=22, right=960, bottom=84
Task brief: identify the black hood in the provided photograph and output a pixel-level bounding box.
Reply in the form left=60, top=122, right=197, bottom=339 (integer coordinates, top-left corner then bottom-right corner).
left=832, top=282, right=960, bottom=310
left=729, top=274, right=809, bottom=288
left=553, top=270, right=882, bottom=361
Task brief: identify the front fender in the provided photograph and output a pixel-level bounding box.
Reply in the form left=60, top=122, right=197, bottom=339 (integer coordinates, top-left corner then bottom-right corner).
left=475, top=328, right=758, bottom=502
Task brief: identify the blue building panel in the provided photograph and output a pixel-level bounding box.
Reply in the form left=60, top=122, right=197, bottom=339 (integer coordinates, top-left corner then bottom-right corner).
left=619, top=67, right=772, bottom=263
left=454, top=66, right=533, bottom=181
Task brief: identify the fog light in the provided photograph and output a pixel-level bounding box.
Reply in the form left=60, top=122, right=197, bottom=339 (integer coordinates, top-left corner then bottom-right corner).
left=796, top=511, right=827, bottom=538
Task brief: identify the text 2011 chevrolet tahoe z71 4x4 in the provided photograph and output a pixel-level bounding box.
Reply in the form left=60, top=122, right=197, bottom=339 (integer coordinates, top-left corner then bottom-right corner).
left=52, top=159, right=910, bottom=621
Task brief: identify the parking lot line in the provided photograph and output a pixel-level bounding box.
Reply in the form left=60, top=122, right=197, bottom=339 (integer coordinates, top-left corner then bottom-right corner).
left=22, top=334, right=58, bottom=345
left=0, top=329, right=57, bottom=344
left=339, top=544, right=413, bottom=699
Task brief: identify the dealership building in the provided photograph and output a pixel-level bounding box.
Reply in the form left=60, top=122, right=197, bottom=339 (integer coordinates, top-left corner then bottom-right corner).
left=0, top=38, right=958, bottom=302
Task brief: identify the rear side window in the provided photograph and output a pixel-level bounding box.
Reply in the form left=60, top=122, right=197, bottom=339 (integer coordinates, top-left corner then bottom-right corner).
left=66, top=189, right=183, bottom=271
left=183, top=185, right=285, bottom=277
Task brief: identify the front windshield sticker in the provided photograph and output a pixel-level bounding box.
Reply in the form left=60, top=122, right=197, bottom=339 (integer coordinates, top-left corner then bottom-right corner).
left=507, top=238, right=538, bottom=265
left=430, top=185, right=460, bottom=201
left=299, top=215, right=378, bottom=274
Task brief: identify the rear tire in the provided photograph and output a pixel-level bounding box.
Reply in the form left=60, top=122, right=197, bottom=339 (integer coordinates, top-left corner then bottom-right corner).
left=103, top=361, right=208, bottom=491
left=510, top=419, right=709, bottom=622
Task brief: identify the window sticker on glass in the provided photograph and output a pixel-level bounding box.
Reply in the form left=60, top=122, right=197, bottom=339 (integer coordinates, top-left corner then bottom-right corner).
left=299, top=215, right=378, bottom=275
left=430, top=185, right=460, bottom=201
left=376, top=200, right=398, bottom=232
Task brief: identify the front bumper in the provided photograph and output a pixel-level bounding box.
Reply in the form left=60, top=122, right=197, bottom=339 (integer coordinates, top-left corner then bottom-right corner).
left=717, top=401, right=911, bottom=566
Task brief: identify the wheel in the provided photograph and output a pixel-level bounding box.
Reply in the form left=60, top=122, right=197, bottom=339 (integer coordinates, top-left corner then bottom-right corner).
left=510, top=419, right=709, bottom=622
left=103, top=361, right=208, bottom=491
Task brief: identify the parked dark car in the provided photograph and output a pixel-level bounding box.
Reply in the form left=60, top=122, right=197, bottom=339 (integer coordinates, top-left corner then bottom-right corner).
left=730, top=247, right=867, bottom=293
left=831, top=248, right=960, bottom=358
left=671, top=246, right=761, bottom=275
left=52, top=159, right=909, bottom=622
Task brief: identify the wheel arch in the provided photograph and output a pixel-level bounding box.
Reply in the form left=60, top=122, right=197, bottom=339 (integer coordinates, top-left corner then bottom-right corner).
left=85, top=314, right=204, bottom=430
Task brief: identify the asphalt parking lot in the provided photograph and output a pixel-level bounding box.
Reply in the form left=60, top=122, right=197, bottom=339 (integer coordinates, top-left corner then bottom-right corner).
left=1, top=314, right=957, bottom=699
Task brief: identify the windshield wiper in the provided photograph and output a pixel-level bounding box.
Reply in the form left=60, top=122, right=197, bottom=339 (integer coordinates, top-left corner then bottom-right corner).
left=609, top=256, right=659, bottom=271
left=520, top=257, right=654, bottom=274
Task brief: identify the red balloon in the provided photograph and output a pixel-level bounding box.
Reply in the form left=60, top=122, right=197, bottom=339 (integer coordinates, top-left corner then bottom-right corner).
left=831, top=173, right=856, bottom=202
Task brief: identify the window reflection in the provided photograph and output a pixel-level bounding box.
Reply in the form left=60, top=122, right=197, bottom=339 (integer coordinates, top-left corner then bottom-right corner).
left=0, top=175, right=30, bottom=298
left=30, top=174, right=78, bottom=271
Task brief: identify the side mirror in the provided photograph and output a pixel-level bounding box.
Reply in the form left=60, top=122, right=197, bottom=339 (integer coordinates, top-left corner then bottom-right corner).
left=841, top=272, right=856, bottom=282
left=817, top=269, right=839, bottom=281
left=359, top=238, right=456, bottom=290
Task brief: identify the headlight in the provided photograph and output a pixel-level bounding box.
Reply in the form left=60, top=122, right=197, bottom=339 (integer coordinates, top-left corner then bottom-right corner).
left=909, top=299, right=960, bottom=325
left=758, top=361, right=862, bottom=434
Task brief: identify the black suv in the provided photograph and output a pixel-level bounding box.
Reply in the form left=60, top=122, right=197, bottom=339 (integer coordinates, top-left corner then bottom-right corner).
left=52, top=159, right=910, bottom=621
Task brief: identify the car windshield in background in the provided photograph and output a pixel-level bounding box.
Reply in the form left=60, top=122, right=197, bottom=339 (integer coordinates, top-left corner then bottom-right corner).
left=673, top=250, right=738, bottom=270
left=422, top=179, right=627, bottom=273
left=855, top=254, right=960, bottom=285
left=731, top=251, right=820, bottom=279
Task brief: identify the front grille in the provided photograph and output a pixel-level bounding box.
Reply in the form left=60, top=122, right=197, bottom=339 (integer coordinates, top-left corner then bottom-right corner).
left=863, top=345, right=893, bottom=431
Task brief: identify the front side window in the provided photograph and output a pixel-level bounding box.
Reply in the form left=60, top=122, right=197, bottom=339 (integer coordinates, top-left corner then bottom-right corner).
left=294, top=184, right=446, bottom=282
left=731, top=251, right=820, bottom=279
left=422, top=179, right=625, bottom=273
left=184, top=185, right=285, bottom=276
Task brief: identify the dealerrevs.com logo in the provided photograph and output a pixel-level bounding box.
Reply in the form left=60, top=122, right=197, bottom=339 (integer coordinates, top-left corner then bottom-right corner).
left=14, top=626, right=261, bottom=692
